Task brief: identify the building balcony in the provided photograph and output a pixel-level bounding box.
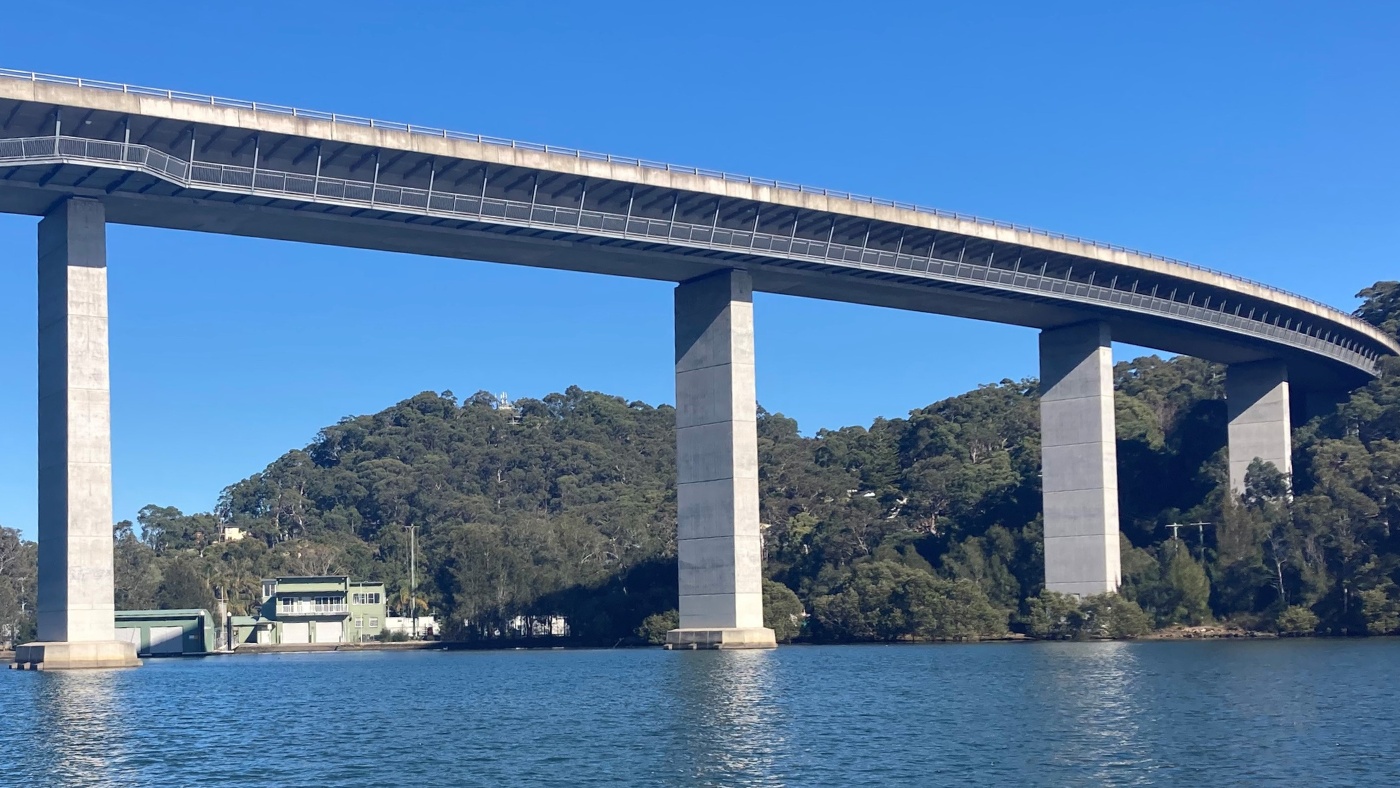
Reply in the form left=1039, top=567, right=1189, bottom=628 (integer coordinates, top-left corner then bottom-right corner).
left=276, top=604, right=349, bottom=617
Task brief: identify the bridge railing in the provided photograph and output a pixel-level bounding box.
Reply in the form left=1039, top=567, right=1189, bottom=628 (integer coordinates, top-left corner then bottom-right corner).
left=0, top=133, right=1384, bottom=372
left=0, top=67, right=1347, bottom=318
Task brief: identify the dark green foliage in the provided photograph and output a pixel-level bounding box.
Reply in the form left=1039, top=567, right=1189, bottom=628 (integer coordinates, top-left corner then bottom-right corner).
left=636, top=610, right=679, bottom=645
left=810, top=561, right=1006, bottom=641
left=1276, top=605, right=1319, bottom=636
left=1020, top=591, right=1086, bottom=639
left=1019, top=591, right=1151, bottom=639
left=0, top=527, right=36, bottom=647
left=1080, top=594, right=1154, bottom=639
left=155, top=558, right=217, bottom=611
left=763, top=580, right=805, bottom=642
left=1355, top=282, right=1400, bottom=339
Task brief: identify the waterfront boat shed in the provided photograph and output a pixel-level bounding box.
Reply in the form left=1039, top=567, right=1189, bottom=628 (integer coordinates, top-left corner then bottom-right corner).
left=114, top=609, right=217, bottom=657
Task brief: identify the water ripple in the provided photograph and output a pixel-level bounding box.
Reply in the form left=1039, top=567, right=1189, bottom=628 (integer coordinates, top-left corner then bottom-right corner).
left=2, top=640, right=1399, bottom=786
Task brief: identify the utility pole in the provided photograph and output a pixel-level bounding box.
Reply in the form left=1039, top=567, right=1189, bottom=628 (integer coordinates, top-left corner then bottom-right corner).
left=404, top=524, right=418, bottom=640
left=1166, top=522, right=1213, bottom=556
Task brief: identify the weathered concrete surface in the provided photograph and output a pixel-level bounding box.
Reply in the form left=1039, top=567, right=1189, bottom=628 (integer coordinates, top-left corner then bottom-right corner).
left=664, top=627, right=779, bottom=650
left=667, top=269, right=775, bottom=650
left=10, top=641, right=140, bottom=670
left=1040, top=321, right=1121, bottom=597
left=19, top=198, right=138, bottom=670
left=1227, top=360, right=1292, bottom=495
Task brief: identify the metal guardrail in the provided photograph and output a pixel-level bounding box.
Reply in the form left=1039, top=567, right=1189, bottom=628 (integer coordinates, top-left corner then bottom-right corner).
left=0, top=66, right=1350, bottom=319
left=0, top=134, right=1385, bottom=373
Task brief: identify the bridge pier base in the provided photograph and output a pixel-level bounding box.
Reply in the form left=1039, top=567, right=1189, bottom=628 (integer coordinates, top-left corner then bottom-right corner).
left=666, top=269, right=775, bottom=650
left=1226, top=360, right=1292, bottom=496
left=1040, top=321, right=1121, bottom=597
left=13, top=198, right=139, bottom=671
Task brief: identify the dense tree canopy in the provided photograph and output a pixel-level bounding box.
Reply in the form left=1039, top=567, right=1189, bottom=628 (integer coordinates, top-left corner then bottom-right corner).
left=2, top=280, right=1396, bottom=646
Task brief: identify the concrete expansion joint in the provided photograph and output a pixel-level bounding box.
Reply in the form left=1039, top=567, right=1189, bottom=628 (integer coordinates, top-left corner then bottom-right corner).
left=679, top=476, right=744, bottom=485
left=678, top=361, right=756, bottom=374
left=1043, top=443, right=1115, bottom=453
left=1044, top=485, right=1119, bottom=494
left=677, top=537, right=752, bottom=546
left=1042, top=393, right=1112, bottom=403
left=678, top=418, right=756, bottom=429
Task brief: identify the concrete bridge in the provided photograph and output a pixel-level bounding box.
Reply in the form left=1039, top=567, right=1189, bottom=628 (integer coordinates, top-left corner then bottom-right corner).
left=2, top=68, right=1394, bottom=666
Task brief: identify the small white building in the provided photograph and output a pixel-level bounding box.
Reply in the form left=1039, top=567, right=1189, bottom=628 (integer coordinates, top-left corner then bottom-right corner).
left=384, top=616, right=438, bottom=639
left=508, top=615, right=569, bottom=637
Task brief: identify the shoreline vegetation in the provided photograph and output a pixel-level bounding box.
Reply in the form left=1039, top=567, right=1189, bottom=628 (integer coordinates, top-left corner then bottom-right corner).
left=0, top=282, right=1397, bottom=650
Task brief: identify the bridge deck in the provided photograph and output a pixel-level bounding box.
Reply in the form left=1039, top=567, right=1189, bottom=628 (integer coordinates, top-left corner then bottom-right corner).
left=0, top=70, right=1392, bottom=388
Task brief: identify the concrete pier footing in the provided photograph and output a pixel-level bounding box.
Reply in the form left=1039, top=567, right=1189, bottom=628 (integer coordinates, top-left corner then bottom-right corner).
left=666, top=269, right=775, bottom=650
left=10, top=641, right=140, bottom=670
left=13, top=198, right=139, bottom=671
left=1039, top=321, right=1121, bottom=597
left=1226, top=360, right=1292, bottom=496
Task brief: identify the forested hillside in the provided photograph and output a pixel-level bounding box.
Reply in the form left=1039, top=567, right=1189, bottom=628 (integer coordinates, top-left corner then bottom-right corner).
left=1, top=282, right=1397, bottom=647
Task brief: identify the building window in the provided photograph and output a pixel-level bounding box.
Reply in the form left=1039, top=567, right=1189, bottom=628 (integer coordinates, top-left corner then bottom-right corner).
left=369, top=618, right=378, bottom=628
left=355, top=617, right=364, bottom=628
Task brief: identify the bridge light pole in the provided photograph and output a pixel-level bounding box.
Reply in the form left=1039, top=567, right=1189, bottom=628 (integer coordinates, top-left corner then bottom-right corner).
left=403, top=524, right=418, bottom=640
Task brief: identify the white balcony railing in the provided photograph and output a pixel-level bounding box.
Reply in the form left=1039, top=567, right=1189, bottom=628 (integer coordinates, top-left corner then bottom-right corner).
left=277, top=603, right=348, bottom=616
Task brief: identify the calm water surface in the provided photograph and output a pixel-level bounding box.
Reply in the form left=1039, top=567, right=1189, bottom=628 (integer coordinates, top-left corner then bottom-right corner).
left=2, top=640, right=1398, bottom=786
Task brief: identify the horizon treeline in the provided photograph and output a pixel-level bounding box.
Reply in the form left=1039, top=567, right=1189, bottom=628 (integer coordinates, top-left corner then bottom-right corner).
left=1, top=281, right=1397, bottom=646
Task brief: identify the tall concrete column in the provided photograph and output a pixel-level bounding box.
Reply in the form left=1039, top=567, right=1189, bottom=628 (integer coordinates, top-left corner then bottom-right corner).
left=666, top=269, right=775, bottom=649
left=1226, top=360, right=1291, bottom=496
left=1040, top=321, right=1121, bottom=597
left=13, top=198, right=139, bottom=670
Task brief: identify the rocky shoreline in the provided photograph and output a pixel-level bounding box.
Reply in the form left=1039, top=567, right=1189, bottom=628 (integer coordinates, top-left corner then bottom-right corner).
left=1141, top=625, right=1278, bottom=640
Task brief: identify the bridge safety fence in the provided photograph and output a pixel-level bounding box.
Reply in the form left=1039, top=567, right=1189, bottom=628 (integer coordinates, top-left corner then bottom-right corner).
left=0, top=133, right=1380, bottom=373
left=0, top=67, right=1351, bottom=319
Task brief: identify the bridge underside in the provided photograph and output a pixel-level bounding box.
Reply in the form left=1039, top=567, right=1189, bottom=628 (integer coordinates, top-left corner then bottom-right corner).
left=0, top=169, right=1372, bottom=393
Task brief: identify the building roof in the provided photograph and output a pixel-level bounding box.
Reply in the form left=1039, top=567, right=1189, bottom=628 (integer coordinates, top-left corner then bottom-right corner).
left=116, top=608, right=211, bottom=620
left=229, top=616, right=276, bottom=626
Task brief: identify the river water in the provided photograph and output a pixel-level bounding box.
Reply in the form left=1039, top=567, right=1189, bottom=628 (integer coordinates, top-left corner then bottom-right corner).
left=2, top=640, right=1397, bottom=786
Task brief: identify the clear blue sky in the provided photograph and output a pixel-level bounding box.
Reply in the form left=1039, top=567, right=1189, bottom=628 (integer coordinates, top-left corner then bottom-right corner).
left=1, top=1, right=1396, bottom=540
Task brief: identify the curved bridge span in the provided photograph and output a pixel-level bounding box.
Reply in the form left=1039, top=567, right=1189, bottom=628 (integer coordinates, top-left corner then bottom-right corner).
left=2, top=69, right=1394, bottom=664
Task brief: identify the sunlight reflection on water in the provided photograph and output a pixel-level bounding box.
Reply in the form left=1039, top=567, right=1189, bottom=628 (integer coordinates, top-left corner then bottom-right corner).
left=667, top=650, right=785, bottom=786
left=33, top=670, right=127, bottom=787
left=3, top=641, right=1399, bottom=786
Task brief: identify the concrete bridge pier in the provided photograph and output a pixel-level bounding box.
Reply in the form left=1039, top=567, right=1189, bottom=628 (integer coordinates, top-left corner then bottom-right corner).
left=1040, top=321, right=1121, bottom=597
left=1226, top=360, right=1292, bottom=496
left=666, top=269, right=776, bottom=649
left=12, top=198, right=139, bottom=670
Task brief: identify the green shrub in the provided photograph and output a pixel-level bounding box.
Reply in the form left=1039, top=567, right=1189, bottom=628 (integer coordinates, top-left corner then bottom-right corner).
left=637, top=610, right=679, bottom=645
left=1276, top=605, right=1319, bottom=636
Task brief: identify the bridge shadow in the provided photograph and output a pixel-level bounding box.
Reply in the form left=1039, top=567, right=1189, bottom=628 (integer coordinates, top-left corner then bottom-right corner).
left=501, top=557, right=679, bottom=646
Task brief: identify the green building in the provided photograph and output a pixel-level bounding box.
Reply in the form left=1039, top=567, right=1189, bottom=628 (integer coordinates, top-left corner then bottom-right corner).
left=257, top=576, right=387, bottom=645
left=115, top=609, right=217, bottom=657
left=228, top=615, right=279, bottom=647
